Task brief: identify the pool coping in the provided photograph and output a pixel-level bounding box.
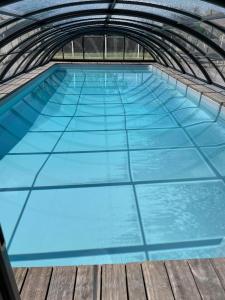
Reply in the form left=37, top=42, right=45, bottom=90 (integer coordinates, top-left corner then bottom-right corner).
left=0, top=61, right=225, bottom=109
left=152, top=62, right=225, bottom=106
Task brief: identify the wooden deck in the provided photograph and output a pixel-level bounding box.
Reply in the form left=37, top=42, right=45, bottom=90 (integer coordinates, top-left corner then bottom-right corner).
left=13, top=258, right=225, bottom=300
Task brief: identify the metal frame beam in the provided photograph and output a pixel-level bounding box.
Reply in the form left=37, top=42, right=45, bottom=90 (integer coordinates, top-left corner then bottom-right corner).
left=1, top=21, right=209, bottom=81
left=0, top=1, right=224, bottom=85
left=1, top=22, right=187, bottom=79
left=1, top=7, right=225, bottom=61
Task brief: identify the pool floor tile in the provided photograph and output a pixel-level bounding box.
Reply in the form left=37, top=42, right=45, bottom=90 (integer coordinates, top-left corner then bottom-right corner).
left=128, top=128, right=193, bottom=149
left=124, top=102, right=167, bottom=115
left=172, top=107, right=215, bottom=126
left=41, top=102, right=76, bottom=117
left=55, top=131, right=127, bottom=152
left=130, top=148, right=216, bottom=182
left=202, top=145, right=225, bottom=176
left=76, top=104, right=105, bottom=116
left=136, top=180, right=225, bottom=245
left=186, top=121, right=225, bottom=146
left=10, top=132, right=61, bottom=153
left=82, top=87, right=120, bottom=95
left=0, top=191, right=28, bottom=244
left=30, top=115, right=71, bottom=132
left=49, top=94, right=80, bottom=105
left=164, top=96, right=197, bottom=112
left=0, top=154, right=47, bottom=188
left=79, top=94, right=121, bottom=104
left=67, top=116, right=125, bottom=131
left=126, top=114, right=177, bottom=129
left=56, top=86, right=81, bottom=94
left=9, top=186, right=142, bottom=255
left=35, top=151, right=130, bottom=187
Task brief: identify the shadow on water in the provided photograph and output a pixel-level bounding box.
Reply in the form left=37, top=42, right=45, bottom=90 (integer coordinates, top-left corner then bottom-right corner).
left=9, top=238, right=223, bottom=261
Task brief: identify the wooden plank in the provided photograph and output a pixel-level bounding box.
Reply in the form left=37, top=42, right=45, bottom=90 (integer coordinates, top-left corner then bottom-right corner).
left=142, top=261, right=173, bottom=300
left=102, top=264, right=127, bottom=300
left=188, top=259, right=225, bottom=300
left=20, top=267, right=52, bottom=300
left=165, top=260, right=201, bottom=300
left=126, top=263, right=146, bottom=300
left=13, top=268, right=28, bottom=292
left=74, top=265, right=101, bottom=300
left=46, top=266, right=76, bottom=300
left=212, top=258, right=225, bottom=290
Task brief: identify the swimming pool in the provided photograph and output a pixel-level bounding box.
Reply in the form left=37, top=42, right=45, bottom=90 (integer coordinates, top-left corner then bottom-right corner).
left=1, top=64, right=225, bottom=267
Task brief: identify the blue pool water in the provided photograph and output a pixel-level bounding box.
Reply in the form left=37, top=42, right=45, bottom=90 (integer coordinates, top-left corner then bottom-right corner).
left=1, top=64, right=225, bottom=267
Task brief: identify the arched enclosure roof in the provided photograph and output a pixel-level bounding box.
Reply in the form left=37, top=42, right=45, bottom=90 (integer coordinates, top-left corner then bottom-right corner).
left=1, top=1, right=225, bottom=86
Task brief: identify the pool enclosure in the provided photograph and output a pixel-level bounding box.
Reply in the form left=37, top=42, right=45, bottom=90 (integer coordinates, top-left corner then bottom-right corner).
left=0, top=1, right=225, bottom=86
left=2, top=0, right=225, bottom=285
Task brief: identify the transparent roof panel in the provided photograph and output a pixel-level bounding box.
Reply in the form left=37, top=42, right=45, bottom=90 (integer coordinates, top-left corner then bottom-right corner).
left=53, top=16, right=106, bottom=27
left=1, top=0, right=224, bottom=17
left=0, top=0, right=225, bottom=86
left=0, top=13, right=14, bottom=25
left=32, top=4, right=108, bottom=20
left=0, top=0, right=99, bottom=15
left=125, top=0, right=225, bottom=17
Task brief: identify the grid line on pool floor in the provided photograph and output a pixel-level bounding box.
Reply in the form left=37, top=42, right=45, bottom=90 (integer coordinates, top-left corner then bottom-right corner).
left=158, top=91, right=224, bottom=181
left=117, top=78, right=149, bottom=261
left=148, top=84, right=223, bottom=179
left=2, top=66, right=225, bottom=265
left=7, top=74, right=87, bottom=250
left=0, top=177, right=221, bottom=192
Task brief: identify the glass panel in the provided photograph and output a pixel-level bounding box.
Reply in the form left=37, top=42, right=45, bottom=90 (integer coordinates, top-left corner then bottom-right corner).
left=0, top=0, right=224, bottom=87
left=73, top=37, right=83, bottom=59
left=125, top=38, right=144, bottom=60
left=54, top=49, right=63, bottom=59
left=0, top=13, right=13, bottom=25
left=32, top=3, right=108, bottom=20
left=11, top=52, right=31, bottom=75
left=2, top=53, right=29, bottom=80
left=63, top=41, right=73, bottom=59
left=84, top=35, right=103, bottom=60
left=52, top=34, right=154, bottom=62
left=144, top=49, right=154, bottom=60
left=0, top=1, right=106, bottom=15
left=105, top=35, right=124, bottom=60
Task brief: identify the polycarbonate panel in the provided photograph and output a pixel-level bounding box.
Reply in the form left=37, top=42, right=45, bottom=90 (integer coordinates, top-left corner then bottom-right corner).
left=0, top=28, right=41, bottom=55
left=0, top=19, right=37, bottom=43
left=27, top=52, right=45, bottom=70
left=73, top=37, right=83, bottom=59
left=53, top=34, right=153, bottom=62
left=84, top=35, right=104, bottom=60
left=144, top=49, right=153, bottom=60
left=53, top=15, right=106, bottom=27
left=0, top=0, right=225, bottom=86
left=63, top=41, right=73, bottom=59
left=54, top=49, right=63, bottom=59
left=105, top=35, right=124, bottom=60
left=33, top=3, right=108, bottom=20
left=0, top=13, right=13, bottom=25
left=119, top=0, right=225, bottom=27
left=0, top=53, right=17, bottom=74
left=125, top=38, right=143, bottom=60
left=9, top=56, right=26, bottom=75
left=2, top=53, right=28, bottom=80
left=0, top=0, right=102, bottom=15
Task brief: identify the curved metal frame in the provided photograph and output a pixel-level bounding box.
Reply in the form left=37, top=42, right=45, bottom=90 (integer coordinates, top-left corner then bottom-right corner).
left=25, top=20, right=209, bottom=79
left=1, top=19, right=210, bottom=81
left=0, top=0, right=224, bottom=85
